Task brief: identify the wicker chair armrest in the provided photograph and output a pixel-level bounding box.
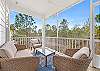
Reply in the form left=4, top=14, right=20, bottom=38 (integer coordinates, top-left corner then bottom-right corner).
left=64, top=49, right=80, bottom=57
left=0, top=57, right=39, bottom=71
left=53, top=55, right=91, bottom=71
left=15, top=44, right=27, bottom=51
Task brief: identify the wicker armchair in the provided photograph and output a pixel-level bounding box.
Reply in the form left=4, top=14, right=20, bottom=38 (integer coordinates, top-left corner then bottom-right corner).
left=0, top=57, right=39, bottom=71
left=0, top=41, right=40, bottom=71
left=15, top=44, right=27, bottom=51
left=53, top=49, right=92, bottom=71
left=29, top=39, right=42, bottom=52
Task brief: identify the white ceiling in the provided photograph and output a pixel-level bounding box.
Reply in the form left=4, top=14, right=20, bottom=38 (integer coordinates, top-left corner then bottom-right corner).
left=6, top=0, right=84, bottom=19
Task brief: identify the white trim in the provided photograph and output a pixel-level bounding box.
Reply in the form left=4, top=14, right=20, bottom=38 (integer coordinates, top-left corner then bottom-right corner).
left=6, top=0, right=84, bottom=19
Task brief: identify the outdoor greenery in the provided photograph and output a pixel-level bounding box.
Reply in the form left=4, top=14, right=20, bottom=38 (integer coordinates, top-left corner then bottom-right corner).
left=95, top=14, right=100, bottom=23
left=95, top=14, right=100, bottom=39
left=10, top=13, right=100, bottom=38
left=10, top=13, right=37, bottom=37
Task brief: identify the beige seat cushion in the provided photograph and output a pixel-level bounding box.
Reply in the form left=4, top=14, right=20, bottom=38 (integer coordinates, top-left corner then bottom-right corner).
left=6, top=41, right=17, bottom=55
left=1, top=44, right=15, bottom=58
left=79, top=54, right=88, bottom=59
left=30, top=39, right=39, bottom=44
left=15, top=49, right=33, bottom=58
left=0, top=49, right=8, bottom=58
left=55, top=51, right=71, bottom=58
left=34, top=44, right=42, bottom=47
left=72, top=47, right=89, bottom=59
left=0, top=41, right=17, bottom=58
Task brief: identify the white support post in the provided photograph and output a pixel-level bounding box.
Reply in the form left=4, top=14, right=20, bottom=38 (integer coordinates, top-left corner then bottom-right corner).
left=8, top=13, right=10, bottom=41
left=42, top=17, right=46, bottom=53
left=5, top=0, right=10, bottom=42
left=56, top=13, right=59, bottom=51
left=90, top=0, right=95, bottom=67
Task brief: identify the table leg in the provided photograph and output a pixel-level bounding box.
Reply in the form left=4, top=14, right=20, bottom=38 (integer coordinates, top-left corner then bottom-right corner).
left=35, top=50, right=37, bottom=55
left=45, top=56, right=47, bottom=67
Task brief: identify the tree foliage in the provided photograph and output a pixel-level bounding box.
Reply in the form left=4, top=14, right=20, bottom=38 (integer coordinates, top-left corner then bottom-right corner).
left=10, top=12, right=100, bottom=39
left=95, top=14, right=100, bottom=39
left=95, top=14, right=100, bottom=23
left=10, top=24, right=15, bottom=32
left=11, top=13, right=37, bottom=37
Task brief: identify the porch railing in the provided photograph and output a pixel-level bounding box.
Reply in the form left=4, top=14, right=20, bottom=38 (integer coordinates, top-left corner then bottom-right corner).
left=12, top=37, right=90, bottom=53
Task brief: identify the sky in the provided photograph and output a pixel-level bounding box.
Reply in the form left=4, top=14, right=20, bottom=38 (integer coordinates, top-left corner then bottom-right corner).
left=10, top=0, right=100, bottom=30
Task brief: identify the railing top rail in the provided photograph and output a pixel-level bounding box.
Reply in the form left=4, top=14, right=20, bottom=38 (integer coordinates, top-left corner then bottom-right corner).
left=13, top=37, right=90, bottom=41
left=95, top=39, right=100, bottom=43
left=13, top=37, right=42, bottom=38
left=46, top=37, right=90, bottom=41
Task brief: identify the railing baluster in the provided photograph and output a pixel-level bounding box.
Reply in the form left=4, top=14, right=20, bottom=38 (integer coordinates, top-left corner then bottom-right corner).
left=65, top=39, right=66, bottom=48
left=72, top=39, right=73, bottom=49
left=12, top=37, right=90, bottom=52
left=19, top=38, right=21, bottom=44
left=24, top=37, right=25, bottom=45
left=67, top=39, right=69, bottom=49
left=51, top=38, right=52, bottom=49
left=68, top=39, right=70, bottom=49
left=22, top=38, right=23, bottom=44
left=67, top=39, right=68, bottom=49
left=75, top=40, right=76, bottom=49
left=82, top=40, right=83, bottom=47
left=21, top=38, right=22, bottom=44
left=87, top=41, right=88, bottom=47
left=78, top=40, right=80, bottom=49
left=61, top=38, right=63, bottom=52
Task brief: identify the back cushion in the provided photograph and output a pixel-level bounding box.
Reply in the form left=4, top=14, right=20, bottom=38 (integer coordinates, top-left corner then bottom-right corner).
left=79, top=54, right=88, bottom=59
left=30, top=39, right=39, bottom=44
left=0, top=41, right=17, bottom=58
left=0, top=49, right=8, bottom=58
left=72, top=47, right=89, bottom=59
left=1, top=44, right=15, bottom=58
left=7, top=41, right=17, bottom=55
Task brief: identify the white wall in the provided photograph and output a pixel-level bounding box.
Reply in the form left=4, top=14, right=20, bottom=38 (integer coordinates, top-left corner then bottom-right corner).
left=0, top=0, right=9, bottom=46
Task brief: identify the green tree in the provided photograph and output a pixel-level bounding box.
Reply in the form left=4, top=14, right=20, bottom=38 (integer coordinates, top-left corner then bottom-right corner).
left=10, top=24, right=15, bottom=32
left=38, top=29, right=42, bottom=36
left=59, top=19, right=69, bottom=37
left=45, top=24, right=52, bottom=37
left=52, top=25, right=57, bottom=32
left=95, top=14, right=100, bottom=39
left=14, top=13, right=36, bottom=37
left=10, top=24, right=15, bottom=35
left=59, top=19, right=69, bottom=30
left=95, top=14, right=100, bottom=23
left=45, top=24, right=57, bottom=37
left=51, top=25, right=57, bottom=37
left=46, top=24, right=51, bottom=30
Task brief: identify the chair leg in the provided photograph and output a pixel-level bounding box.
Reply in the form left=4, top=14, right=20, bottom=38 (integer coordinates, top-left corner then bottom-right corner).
left=34, top=48, right=36, bottom=53
left=35, top=50, right=38, bottom=55
left=34, top=48, right=37, bottom=55
left=34, top=48, right=35, bottom=52
left=30, top=47, right=33, bottom=50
